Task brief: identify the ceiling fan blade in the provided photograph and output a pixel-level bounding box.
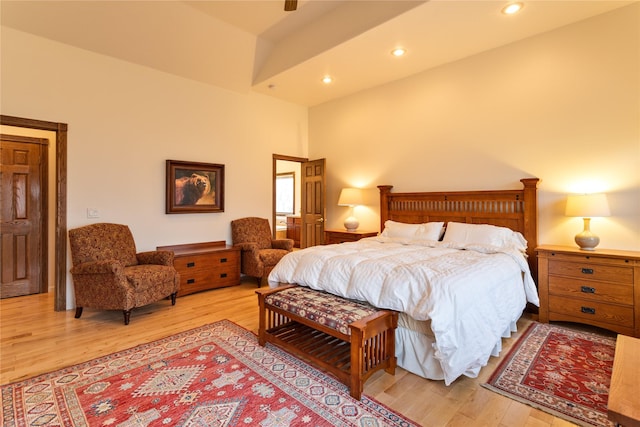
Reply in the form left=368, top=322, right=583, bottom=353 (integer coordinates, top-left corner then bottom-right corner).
left=284, top=0, right=297, bottom=11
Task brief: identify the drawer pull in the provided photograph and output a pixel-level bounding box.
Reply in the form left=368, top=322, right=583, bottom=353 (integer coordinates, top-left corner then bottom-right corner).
left=220, top=273, right=227, bottom=278
left=580, top=286, right=596, bottom=294
left=581, top=268, right=594, bottom=275
left=187, top=262, right=195, bottom=268
left=187, top=278, right=195, bottom=284
left=581, top=306, right=596, bottom=315
left=220, top=258, right=227, bottom=263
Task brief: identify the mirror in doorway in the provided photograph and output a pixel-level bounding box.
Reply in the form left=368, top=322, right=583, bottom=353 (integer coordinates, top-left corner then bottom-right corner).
left=276, top=172, right=295, bottom=215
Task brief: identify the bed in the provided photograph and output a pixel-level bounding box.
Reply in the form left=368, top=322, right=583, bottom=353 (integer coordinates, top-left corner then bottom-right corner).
left=268, top=178, right=540, bottom=385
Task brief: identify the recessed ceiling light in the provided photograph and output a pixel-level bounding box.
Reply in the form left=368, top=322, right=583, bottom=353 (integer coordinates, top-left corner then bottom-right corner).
left=322, top=75, right=333, bottom=84
left=502, top=2, right=523, bottom=15
left=391, top=48, right=406, bottom=57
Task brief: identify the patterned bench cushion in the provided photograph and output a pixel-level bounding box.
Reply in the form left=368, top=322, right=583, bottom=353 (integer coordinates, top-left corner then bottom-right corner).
left=265, top=286, right=380, bottom=335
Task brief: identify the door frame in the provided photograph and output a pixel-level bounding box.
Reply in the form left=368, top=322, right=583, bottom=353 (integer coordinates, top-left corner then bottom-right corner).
left=1, top=115, right=68, bottom=311
left=272, top=154, right=308, bottom=239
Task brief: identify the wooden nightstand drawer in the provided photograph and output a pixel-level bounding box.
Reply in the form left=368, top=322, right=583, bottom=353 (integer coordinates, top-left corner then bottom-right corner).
left=548, top=276, right=633, bottom=305
left=548, top=295, right=634, bottom=329
left=549, top=260, right=633, bottom=285
left=324, top=229, right=378, bottom=245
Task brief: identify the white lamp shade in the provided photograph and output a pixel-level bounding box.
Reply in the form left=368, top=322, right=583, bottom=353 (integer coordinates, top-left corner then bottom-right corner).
left=338, top=188, right=364, bottom=206
left=565, top=193, right=610, bottom=218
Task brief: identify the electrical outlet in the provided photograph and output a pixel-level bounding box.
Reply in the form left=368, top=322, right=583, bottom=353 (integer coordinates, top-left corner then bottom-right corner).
left=87, top=208, right=100, bottom=218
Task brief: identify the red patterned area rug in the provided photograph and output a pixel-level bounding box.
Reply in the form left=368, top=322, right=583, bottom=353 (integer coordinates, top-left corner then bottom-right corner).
left=1, top=320, right=417, bottom=427
left=483, top=322, right=616, bottom=427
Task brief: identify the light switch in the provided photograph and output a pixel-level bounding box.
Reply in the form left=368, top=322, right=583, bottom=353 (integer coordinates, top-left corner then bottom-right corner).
left=87, top=208, right=100, bottom=218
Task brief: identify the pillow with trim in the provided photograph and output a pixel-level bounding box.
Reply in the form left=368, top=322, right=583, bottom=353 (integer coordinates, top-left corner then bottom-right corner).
left=380, top=220, right=422, bottom=239
left=442, top=222, right=526, bottom=250
left=414, top=221, right=445, bottom=241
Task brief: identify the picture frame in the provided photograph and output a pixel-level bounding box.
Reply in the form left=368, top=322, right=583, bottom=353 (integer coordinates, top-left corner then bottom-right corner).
left=166, top=160, right=225, bottom=214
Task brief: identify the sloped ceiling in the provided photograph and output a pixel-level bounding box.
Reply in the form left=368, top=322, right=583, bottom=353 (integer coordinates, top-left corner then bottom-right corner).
left=1, top=0, right=634, bottom=106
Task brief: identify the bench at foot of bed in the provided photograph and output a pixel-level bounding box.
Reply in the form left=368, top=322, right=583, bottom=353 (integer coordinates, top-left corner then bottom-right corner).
left=256, top=284, right=398, bottom=400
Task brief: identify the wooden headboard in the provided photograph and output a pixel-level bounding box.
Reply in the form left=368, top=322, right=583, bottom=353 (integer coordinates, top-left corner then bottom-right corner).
left=378, top=178, right=539, bottom=281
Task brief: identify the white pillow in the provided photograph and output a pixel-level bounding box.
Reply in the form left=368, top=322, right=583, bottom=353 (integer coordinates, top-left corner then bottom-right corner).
left=442, top=222, right=525, bottom=250
left=414, top=222, right=445, bottom=241
left=381, top=220, right=445, bottom=241
left=380, top=220, right=422, bottom=239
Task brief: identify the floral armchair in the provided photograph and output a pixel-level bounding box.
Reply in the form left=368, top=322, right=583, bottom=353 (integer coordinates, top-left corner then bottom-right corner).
left=68, top=223, right=180, bottom=325
left=231, top=217, right=294, bottom=287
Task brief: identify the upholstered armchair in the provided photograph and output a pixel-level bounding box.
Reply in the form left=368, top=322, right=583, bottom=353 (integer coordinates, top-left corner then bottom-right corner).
left=231, top=217, right=294, bottom=287
left=68, top=223, right=180, bottom=325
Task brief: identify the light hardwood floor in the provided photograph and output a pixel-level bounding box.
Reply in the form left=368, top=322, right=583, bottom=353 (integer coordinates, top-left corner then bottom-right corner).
left=1, top=278, right=581, bottom=427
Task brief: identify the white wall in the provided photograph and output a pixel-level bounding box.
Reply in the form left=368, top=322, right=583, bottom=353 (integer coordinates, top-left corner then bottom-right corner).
left=310, top=4, right=640, bottom=251
left=1, top=27, right=308, bottom=308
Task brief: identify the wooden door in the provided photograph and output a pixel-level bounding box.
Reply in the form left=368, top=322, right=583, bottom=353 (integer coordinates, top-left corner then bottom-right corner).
left=1, top=135, right=47, bottom=298
left=300, top=158, right=325, bottom=248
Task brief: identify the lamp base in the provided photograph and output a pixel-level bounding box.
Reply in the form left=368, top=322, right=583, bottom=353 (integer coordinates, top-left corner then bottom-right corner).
left=575, top=231, right=600, bottom=251
left=574, top=217, right=600, bottom=251
left=344, top=216, right=359, bottom=232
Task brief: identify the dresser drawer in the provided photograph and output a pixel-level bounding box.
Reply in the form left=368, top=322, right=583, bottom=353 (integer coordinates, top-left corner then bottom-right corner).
left=209, top=266, right=240, bottom=287
left=548, top=276, right=633, bottom=305
left=548, top=295, right=634, bottom=328
left=210, top=251, right=239, bottom=268
left=175, top=252, right=238, bottom=272
left=179, top=269, right=213, bottom=290
left=180, top=266, right=239, bottom=290
left=548, top=260, right=633, bottom=285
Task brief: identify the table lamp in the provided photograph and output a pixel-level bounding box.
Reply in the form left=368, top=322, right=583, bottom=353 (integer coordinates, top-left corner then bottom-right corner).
left=338, top=188, right=364, bottom=231
left=565, top=193, right=610, bottom=251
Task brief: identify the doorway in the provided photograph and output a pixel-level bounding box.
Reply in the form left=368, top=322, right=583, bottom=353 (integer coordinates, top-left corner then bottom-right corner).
left=1, top=135, right=48, bottom=298
left=274, top=156, right=302, bottom=248
left=272, top=155, right=326, bottom=248
left=0, top=115, right=68, bottom=311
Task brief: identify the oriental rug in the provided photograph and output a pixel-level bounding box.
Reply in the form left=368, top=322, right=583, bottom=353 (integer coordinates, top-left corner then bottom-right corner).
left=483, top=322, right=616, bottom=427
left=1, top=320, right=417, bottom=427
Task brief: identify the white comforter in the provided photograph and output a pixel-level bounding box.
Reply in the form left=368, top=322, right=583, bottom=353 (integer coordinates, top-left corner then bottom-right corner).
left=268, top=237, right=539, bottom=385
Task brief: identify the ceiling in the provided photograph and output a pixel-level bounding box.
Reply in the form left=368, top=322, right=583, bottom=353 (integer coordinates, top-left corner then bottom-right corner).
left=1, top=0, right=634, bottom=107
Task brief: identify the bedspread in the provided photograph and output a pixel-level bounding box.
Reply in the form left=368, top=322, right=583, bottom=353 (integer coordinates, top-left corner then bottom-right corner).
left=268, top=237, right=539, bottom=384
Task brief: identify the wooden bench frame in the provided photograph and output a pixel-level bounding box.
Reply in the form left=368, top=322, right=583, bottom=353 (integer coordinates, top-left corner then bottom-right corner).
left=256, top=285, right=398, bottom=400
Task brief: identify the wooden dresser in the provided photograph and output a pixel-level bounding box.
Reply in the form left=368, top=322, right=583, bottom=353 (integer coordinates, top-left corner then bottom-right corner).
left=157, top=241, right=240, bottom=297
left=286, top=216, right=301, bottom=248
left=324, top=229, right=378, bottom=245
left=537, top=245, right=640, bottom=338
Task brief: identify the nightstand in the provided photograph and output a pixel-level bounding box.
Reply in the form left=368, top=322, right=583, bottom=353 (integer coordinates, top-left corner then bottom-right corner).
left=324, top=229, right=378, bottom=245
left=536, top=245, right=640, bottom=338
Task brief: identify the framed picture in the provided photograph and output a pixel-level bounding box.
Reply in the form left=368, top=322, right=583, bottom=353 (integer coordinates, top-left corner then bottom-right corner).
left=166, top=160, right=225, bottom=214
